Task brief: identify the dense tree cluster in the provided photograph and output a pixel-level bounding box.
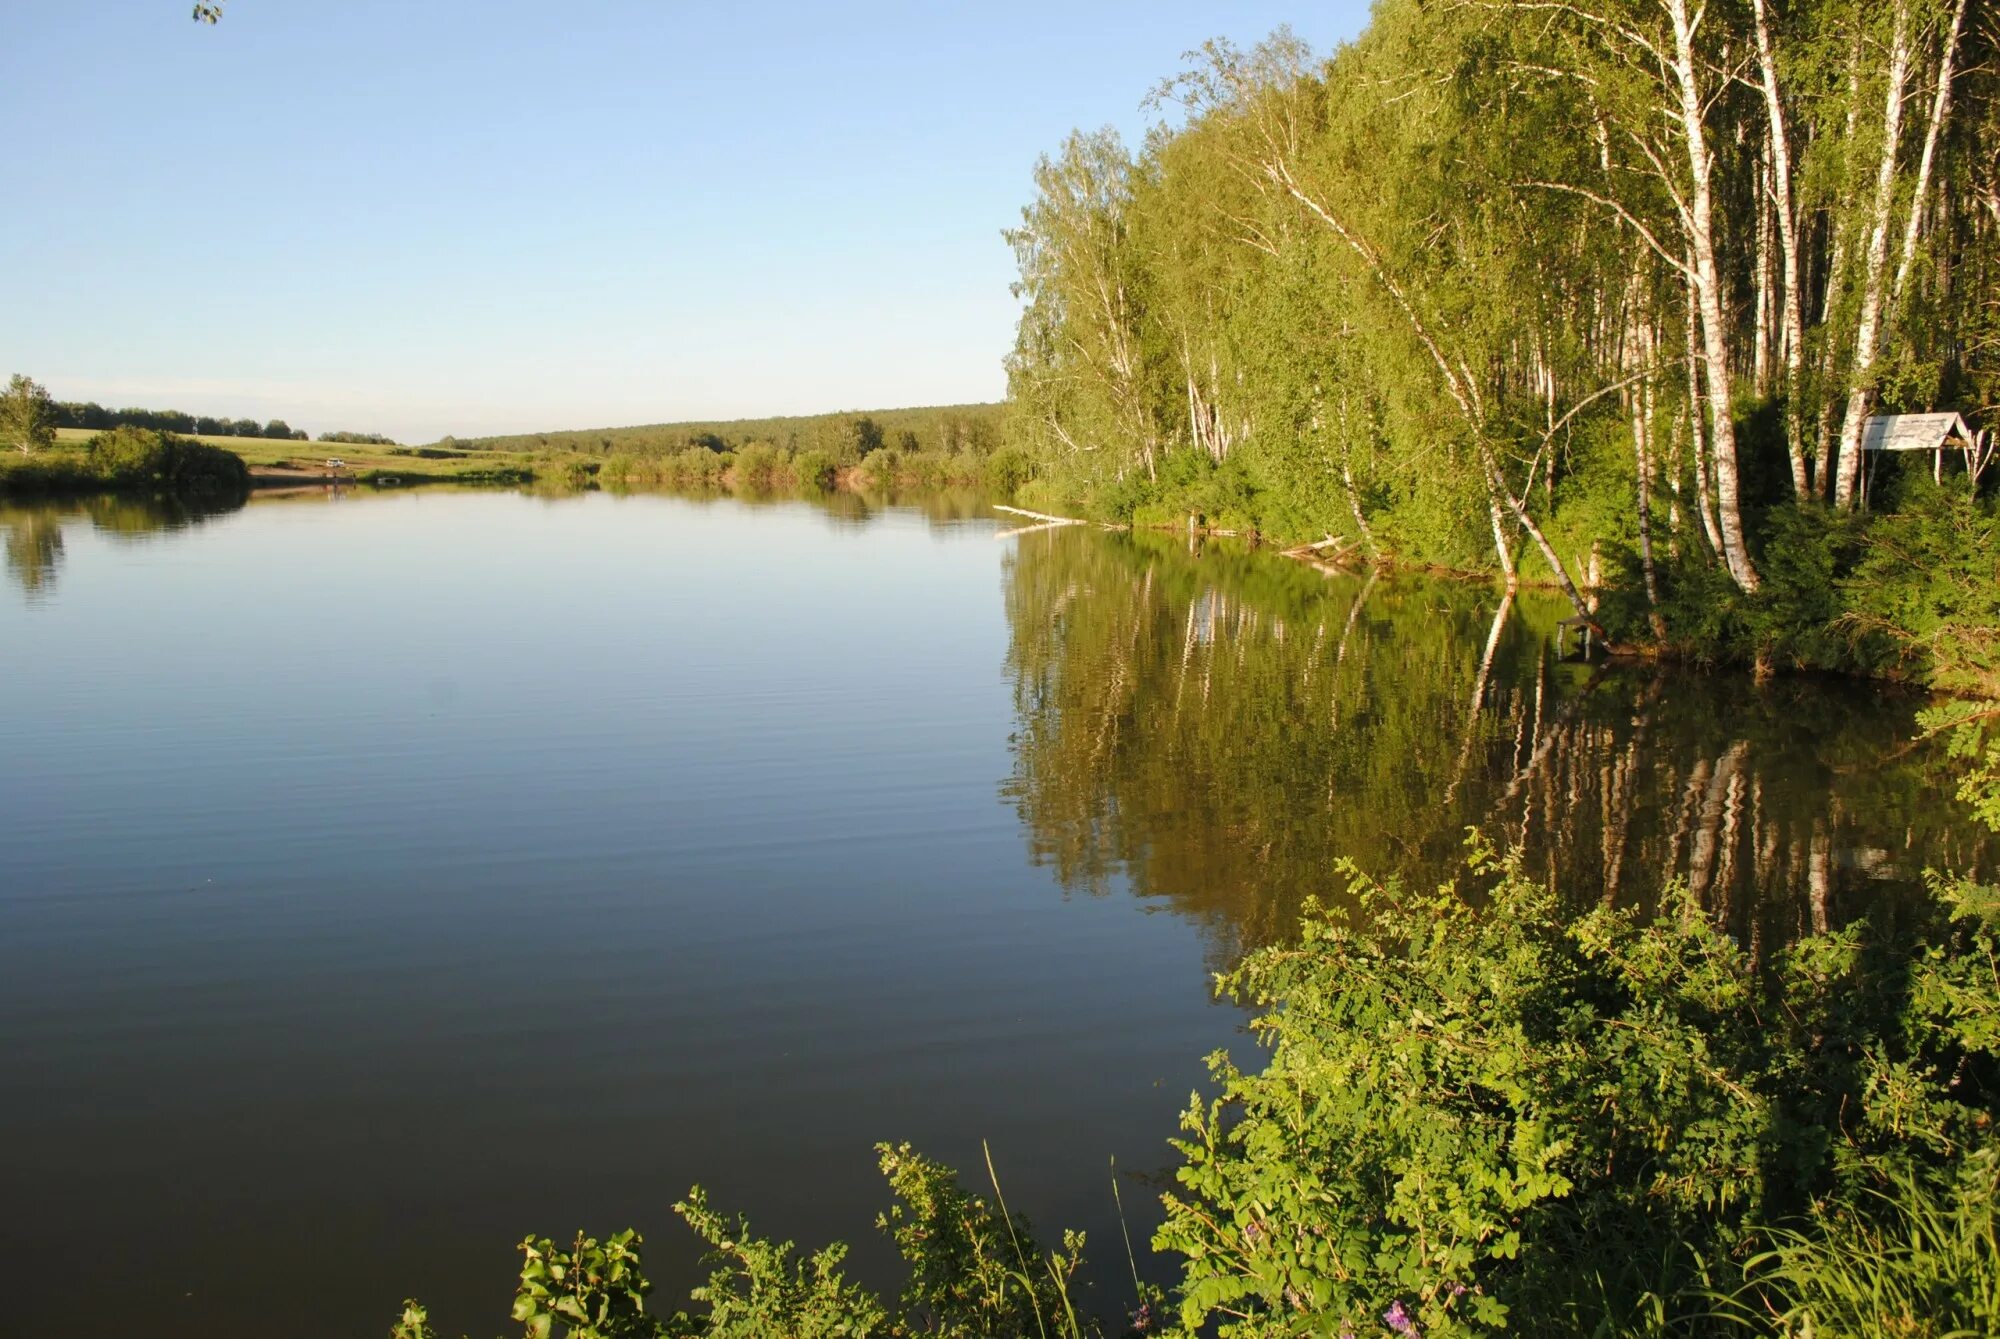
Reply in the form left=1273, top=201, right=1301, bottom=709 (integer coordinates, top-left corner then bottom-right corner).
left=47, top=400, right=311, bottom=441
left=1005, top=1, right=1998, bottom=642
left=442, top=404, right=1004, bottom=462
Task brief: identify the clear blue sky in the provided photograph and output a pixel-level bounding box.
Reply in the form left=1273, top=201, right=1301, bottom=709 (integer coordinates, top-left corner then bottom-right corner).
left=2, top=1, right=1367, bottom=442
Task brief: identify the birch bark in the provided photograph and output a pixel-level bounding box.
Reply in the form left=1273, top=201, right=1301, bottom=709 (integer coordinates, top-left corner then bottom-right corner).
left=1667, top=0, right=1758, bottom=586
left=1833, top=1, right=1912, bottom=508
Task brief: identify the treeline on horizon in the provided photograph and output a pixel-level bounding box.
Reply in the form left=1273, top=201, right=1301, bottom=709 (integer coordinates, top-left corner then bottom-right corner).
left=51, top=399, right=398, bottom=446
left=1004, top=0, right=1998, bottom=685
left=441, top=402, right=1027, bottom=494
left=439, top=402, right=1005, bottom=460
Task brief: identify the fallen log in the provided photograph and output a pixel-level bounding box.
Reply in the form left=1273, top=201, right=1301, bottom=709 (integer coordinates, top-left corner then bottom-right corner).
left=992, top=504, right=1083, bottom=526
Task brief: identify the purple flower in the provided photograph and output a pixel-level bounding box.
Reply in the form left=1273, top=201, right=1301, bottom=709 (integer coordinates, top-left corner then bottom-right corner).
left=1383, top=1300, right=1420, bottom=1337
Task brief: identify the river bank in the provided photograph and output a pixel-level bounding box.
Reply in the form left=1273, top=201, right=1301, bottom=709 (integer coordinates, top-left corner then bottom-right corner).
left=11, top=422, right=1992, bottom=700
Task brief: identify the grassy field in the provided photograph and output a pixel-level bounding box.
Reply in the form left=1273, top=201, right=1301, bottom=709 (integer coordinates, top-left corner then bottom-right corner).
left=44, top=427, right=542, bottom=486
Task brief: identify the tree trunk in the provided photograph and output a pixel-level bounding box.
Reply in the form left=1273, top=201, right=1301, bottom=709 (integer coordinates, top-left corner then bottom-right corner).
left=1754, top=143, right=1774, bottom=395
left=1891, top=0, right=1968, bottom=311
left=1632, top=373, right=1664, bottom=635
left=1815, top=37, right=1868, bottom=499
left=1751, top=0, right=1811, bottom=500
left=1483, top=442, right=1595, bottom=620
left=1489, top=493, right=1516, bottom=587
left=1340, top=442, right=1378, bottom=557
left=1833, top=1, right=1912, bottom=508
left=1667, top=0, right=1758, bottom=588
left=1683, top=271, right=1726, bottom=558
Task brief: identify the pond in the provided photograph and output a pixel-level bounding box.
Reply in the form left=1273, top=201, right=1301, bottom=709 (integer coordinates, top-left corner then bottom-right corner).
left=0, top=489, right=1980, bottom=1338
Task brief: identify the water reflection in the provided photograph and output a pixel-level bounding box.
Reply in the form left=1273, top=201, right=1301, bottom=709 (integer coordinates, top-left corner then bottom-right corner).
left=1, top=507, right=64, bottom=595
left=1001, top=528, right=1984, bottom=960
left=0, top=495, right=246, bottom=597
left=599, top=480, right=995, bottom=533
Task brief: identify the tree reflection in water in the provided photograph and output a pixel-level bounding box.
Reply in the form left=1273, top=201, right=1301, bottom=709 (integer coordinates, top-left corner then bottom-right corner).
left=1001, top=528, right=1986, bottom=963
left=0, top=496, right=246, bottom=599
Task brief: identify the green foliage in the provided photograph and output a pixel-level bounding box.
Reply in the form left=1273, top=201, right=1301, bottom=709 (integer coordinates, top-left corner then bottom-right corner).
left=440, top=405, right=1002, bottom=464
left=1919, top=700, right=2000, bottom=838
left=389, top=1300, right=437, bottom=1339
left=1592, top=478, right=2000, bottom=685
left=0, top=424, right=257, bottom=499
left=665, top=1190, right=885, bottom=1339
left=1000, top=0, right=1998, bottom=673
left=50, top=395, right=327, bottom=440
left=1157, top=834, right=2000, bottom=1336
left=793, top=449, right=838, bottom=491
left=977, top=445, right=1032, bottom=496
left=1611, top=502, right=1868, bottom=672
left=730, top=441, right=781, bottom=489
left=510, top=1231, right=658, bottom=1339
left=1, top=374, right=57, bottom=455
left=1743, top=1155, right=2000, bottom=1339
left=393, top=1147, right=1105, bottom=1339
left=414, top=813, right=1994, bottom=1338
left=1843, top=481, right=2000, bottom=695
left=875, top=1142, right=1087, bottom=1339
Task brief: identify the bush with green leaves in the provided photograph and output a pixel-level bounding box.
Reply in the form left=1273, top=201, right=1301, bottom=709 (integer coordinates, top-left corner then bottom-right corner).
left=793, top=449, right=838, bottom=491
left=1842, top=481, right=2000, bottom=696
left=730, top=442, right=781, bottom=490
left=390, top=1142, right=1108, bottom=1339
left=79, top=425, right=249, bottom=498
left=1156, top=832, right=2000, bottom=1337
left=664, top=1187, right=887, bottom=1338
left=978, top=446, right=1033, bottom=496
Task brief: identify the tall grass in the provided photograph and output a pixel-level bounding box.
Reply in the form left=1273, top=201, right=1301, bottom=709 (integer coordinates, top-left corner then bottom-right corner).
left=1732, top=1158, right=2000, bottom=1338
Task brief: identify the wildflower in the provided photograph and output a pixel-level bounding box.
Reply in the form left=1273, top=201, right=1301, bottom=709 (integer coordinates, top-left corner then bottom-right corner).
left=1383, top=1299, right=1419, bottom=1336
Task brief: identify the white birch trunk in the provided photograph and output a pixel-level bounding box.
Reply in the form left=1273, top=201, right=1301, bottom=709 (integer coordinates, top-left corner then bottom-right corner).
left=1891, top=0, right=1968, bottom=311
left=1751, top=0, right=1811, bottom=500
left=1683, top=269, right=1726, bottom=558
left=1667, top=0, right=1758, bottom=588
left=1833, top=1, right=1912, bottom=508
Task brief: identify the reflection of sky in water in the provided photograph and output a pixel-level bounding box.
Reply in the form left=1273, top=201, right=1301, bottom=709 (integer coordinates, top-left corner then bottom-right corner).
left=0, top=491, right=1234, bottom=1339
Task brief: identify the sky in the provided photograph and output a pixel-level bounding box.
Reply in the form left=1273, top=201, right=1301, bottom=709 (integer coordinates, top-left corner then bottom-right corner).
left=2, top=1, right=1369, bottom=443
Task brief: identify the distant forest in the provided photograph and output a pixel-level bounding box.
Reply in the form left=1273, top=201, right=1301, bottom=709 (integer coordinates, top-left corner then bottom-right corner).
left=51, top=400, right=397, bottom=446
left=438, top=403, right=1004, bottom=459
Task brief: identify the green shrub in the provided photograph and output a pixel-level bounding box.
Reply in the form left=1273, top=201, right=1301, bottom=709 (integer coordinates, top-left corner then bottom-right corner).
left=84, top=425, right=248, bottom=498
left=731, top=443, right=779, bottom=488
left=793, top=449, right=837, bottom=491
left=1741, top=1154, right=2000, bottom=1339
left=391, top=1143, right=1099, bottom=1339
left=1156, top=834, right=2000, bottom=1337
left=978, top=446, right=1033, bottom=496
left=1594, top=478, right=2000, bottom=688
left=667, top=1189, right=886, bottom=1338
left=1842, top=480, right=2000, bottom=695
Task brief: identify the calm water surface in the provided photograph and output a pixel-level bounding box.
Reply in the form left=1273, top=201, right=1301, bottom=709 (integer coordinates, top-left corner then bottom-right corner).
left=0, top=489, right=1979, bottom=1338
